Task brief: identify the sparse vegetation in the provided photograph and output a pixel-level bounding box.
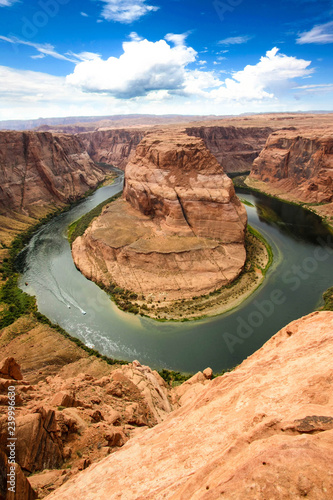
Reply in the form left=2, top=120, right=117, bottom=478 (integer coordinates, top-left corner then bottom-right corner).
left=319, top=286, right=333, bottom=311
left=0, top=275, right=36, bottom=328
left=68, top=192, right=121, bottom=246
left=239, top=198, right=255, bottom=207
left=158, top=369, right=192, bottom=385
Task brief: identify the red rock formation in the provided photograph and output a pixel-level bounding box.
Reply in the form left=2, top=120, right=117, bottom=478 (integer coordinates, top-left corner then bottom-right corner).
left=46, top=311, right=333, bottom=500
left=77, top=125, right=272, bottom=173
left=72, top=131, right=247, bottom=301
left=0, top=357, right=23, bottom=381
left=0, top=353, right=174, bottom=497
left=80, top=129, right=146, bottom=169
left=185, top=126, right=272, bottom=172
left=0, top=131, right=105, bottom=215
left=249, top=128, right=333, bottom=203
left=0, top=450, right=37, bottom=500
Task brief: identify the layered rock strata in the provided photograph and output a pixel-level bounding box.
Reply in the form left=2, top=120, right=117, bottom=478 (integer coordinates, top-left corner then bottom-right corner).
left=186, top=125, right=273, bottom=172
left=79, top=125, right=273, bottom=173
left=80, top=129, right=146, bottom=169
left=47, top=311, right=333, bottom=500
left=0, top=131, right=105, bottom=215
left=249, top=128, right=333, bottom=203
left=72, top=131, right=247, bottom=301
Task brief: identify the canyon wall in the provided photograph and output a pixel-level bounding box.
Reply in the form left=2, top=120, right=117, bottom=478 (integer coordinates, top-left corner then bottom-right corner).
left=79, top=129, right=147, bottom=169
left=79, top=125, right=273, bottom=173
left=185, top=125, right=273, bottom=172
left=47, top=311, right=333, bottom=500
left=72, top=131, right=247, bottom=301
left=249, top=128, right=333, bottom=204
left=0, top=131, right=105, bottom=216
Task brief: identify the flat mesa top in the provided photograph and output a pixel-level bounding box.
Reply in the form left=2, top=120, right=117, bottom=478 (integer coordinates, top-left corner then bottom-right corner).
left=89, top=199, right=220, bottom=253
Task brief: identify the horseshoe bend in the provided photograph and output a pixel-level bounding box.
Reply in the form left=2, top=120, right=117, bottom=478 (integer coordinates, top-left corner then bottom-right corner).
left=71, top=131, right=252, bottom=315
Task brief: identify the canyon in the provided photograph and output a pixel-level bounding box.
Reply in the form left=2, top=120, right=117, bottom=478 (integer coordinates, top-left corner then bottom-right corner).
left=0, top=130, right=106, bottom=247
left=1, top=113, right=333, bottom=499
left=1, top=310, right=333, bottom=499
left=71, top=131, right=248, bottom=305
left=0, top=131, right=105, bottom=216
left=185, top=125, right=272, bottom=172
left=247, top=126, right=333, bottom=226
left=79, top=128, right=146, bottom=170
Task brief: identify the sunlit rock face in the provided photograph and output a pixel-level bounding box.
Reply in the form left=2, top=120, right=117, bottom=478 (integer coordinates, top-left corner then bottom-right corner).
left=0, top=130, right=105, bottom=215
left=250, top=128, right=333, bottom=203
left=46, top=311, right=333, bottom=500
left=72, top=131, right=247, bottom=300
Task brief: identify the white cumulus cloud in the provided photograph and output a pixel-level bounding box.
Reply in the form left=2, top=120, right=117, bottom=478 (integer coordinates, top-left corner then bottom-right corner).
left=66, top=36, right=197, bottom=98
left=0, top=41, right=321, bottom=120
left=211, top=47, right=313, bottom=101
left=99, top=0, right=159, bottom=23
left=297, top=21, right=333, bottom=44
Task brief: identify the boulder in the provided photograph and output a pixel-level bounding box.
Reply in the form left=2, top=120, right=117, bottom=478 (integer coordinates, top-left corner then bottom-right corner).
left=0, top=358, right=23, bottom=381
left=14, top=410, right=63, bottom=472
left=50, top=392, right=77, bottom=408
left=0, top=450, right=36, bottom=500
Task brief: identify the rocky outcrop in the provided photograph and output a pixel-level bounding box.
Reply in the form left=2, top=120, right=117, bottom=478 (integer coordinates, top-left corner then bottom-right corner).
left=186, top=126, right=272, bottom=172
left=79, top=129, right=146, bottom=169
left=249, top=128, right=333, bottom=203
left=0, top=131, right=105, bottom=216
left=0, top=450, right=37, bottom=500
left=0, top=357, right=23, bottom=380
left=47, top=311, right=333, bottom=500
left=72, top=131, right=247, bottom=301
left=0, top=354, right=174, bottom=497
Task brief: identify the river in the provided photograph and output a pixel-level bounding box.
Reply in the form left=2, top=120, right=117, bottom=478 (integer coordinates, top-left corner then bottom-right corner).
left=19, top=172, right=333, bottom=373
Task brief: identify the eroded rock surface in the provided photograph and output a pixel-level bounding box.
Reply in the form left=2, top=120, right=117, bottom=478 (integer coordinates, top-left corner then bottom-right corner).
left=72, top=131, right=247, bottom=301
left=47, top=311, right=333, bottom=500
left=0, top=354, right=174, bottom=498
left=80, top=129, right=146, bottom=170
left=249, top=128, right=333, bottom=203
left=186, top=125, right=272, bottom=172
left=0, top=131, right=105, bottom=216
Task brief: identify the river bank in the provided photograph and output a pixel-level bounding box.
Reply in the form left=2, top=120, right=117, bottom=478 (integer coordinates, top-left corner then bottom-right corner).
left=17, top=176, right=333, bottom=373
left=235, top=174, right=333, bottom=313
left=68, top=191, right=272, bottom=321
left=243, top=176, right=333, bottom=232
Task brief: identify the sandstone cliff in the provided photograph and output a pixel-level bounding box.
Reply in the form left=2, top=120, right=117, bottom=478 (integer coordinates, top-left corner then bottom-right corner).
left=77, top=125, right=273, bottom=173
left=79, top=129, right=146, bottom=169
left=46, top=311, right=333, bottom=500
left=0, top=131, right=105, bottom=216
left=72, top=131, right=247, bottom=302
left=186, top=125, right=272, bottom=173
left=248, top=128, right=333, bottom=204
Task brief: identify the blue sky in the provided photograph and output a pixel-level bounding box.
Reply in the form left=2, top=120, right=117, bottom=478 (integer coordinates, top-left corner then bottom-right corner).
left=0, top=0, right=332, bottom=120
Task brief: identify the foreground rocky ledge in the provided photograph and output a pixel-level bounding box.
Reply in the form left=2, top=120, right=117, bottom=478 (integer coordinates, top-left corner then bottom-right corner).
left=72, top=131, right=247, bottom=308
left=46, top=311, right=333, bottom=499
